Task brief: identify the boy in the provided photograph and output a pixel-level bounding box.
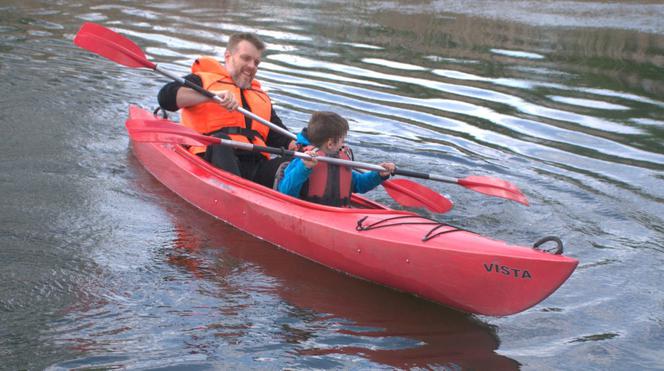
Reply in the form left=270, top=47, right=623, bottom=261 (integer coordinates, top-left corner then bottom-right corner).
left=277, top=111, right=395, bottom=207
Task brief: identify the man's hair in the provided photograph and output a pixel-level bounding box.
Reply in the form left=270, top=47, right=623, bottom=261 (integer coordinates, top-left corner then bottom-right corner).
left=227, top=33, right=266, bottom=52
left=307, top=111, right=349, bottom=147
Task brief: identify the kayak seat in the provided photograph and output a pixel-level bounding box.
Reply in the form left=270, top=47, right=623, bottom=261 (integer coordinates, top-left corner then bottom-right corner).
left=272, top=161, right=290, bottom=190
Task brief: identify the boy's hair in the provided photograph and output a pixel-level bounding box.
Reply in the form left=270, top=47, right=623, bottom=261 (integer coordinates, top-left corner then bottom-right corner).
left=307, top=111, right=349, bottom=147
left=227, top=33, right=266, bottom=53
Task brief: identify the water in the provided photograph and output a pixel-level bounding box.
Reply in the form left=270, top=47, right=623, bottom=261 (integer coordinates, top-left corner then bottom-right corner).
left=1, top=0, right=663, bottom=369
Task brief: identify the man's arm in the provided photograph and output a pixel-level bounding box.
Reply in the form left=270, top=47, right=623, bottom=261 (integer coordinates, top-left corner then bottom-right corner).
left=265, top=109, right=295, bottom=148
left=157, top=74, right=203, bottom=111
left=157, top=74, right=238, bottom=111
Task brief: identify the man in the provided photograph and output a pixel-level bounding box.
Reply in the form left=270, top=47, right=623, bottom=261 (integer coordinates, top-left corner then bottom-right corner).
left=158, top=33, right=294, bottom=188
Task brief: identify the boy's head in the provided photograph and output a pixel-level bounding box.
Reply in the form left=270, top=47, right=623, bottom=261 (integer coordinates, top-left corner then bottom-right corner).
left=307, top=111, right=349, bottom=149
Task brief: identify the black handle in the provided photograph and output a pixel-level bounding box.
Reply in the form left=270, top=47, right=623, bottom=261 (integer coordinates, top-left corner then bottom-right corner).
left=395, top=168, right=430, bottom=180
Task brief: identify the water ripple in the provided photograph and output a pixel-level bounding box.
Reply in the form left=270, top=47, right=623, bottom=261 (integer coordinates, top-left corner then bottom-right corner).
left=490, top=48, right=546, bottom=60
left=260, top=65, right=664, bottom=169
left=3, top=1, right=664, bottom=370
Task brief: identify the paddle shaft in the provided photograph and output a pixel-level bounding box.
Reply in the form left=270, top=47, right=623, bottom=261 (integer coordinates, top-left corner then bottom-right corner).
left=157, top=62, right=522, bottom=201
left=154, top=66, right=297, bottom=140
left=98, top=37, right=479, bottom=187
left=157, top=68, right=453, bottom=180
left=147, top=65, right=463, bottom=184
left=153, top=68, right=399, bottom=175
left=198, top=134, right=387, bottom=172
left=148, top=129, right=470, bottom=183
left=393, top=168, right=458, bottom=183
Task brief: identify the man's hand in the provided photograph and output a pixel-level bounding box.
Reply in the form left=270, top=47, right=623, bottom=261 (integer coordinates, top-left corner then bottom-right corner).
left=216, top=90, right=239, bottom=111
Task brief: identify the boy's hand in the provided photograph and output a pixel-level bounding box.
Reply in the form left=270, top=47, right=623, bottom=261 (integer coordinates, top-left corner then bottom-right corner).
left=302, top=150, right=318, bottom=169
left=378, top=162, right=396, bottom=177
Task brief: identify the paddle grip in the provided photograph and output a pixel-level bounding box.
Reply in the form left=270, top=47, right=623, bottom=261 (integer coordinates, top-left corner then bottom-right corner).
left=250, top=144, right=295, bottom=158
left=394, top=169, right=430, bottom=180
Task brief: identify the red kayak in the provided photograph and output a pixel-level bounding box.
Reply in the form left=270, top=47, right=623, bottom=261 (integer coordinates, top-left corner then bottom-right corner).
left=126, top=105, right=577, bottom=316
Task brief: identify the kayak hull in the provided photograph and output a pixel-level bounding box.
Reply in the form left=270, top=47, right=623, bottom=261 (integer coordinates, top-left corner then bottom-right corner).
left=127, top=106, right=578, bottom=316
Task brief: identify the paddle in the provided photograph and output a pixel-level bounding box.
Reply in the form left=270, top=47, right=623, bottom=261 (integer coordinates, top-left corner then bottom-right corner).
left=392, top=171, right=528, bottom=206
left=74, top=22, right=456, bottom=212
left=73, top=22, right=293, bottom=139
left=126, top=117, right=411, bottom=170
left=126, top=118, right=527, bottom=206
left=74, top=22, right=527, bottom=207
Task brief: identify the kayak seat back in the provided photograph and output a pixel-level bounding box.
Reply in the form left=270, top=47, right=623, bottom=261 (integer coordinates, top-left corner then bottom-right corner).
left=273, top=160, right=290, bottom=190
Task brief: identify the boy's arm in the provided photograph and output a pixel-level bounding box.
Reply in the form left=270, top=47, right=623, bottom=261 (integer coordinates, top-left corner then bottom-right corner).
left=278, top=159, right=313, bottom=197
left=351, top=170, right=384, bottom=194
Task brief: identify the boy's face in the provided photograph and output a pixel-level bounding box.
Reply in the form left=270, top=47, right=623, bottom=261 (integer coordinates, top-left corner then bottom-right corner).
left=323, top=135, right=345, bottom=155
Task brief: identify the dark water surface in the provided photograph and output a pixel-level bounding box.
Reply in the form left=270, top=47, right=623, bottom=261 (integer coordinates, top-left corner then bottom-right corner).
left=1, top=0, right=663, bottom=369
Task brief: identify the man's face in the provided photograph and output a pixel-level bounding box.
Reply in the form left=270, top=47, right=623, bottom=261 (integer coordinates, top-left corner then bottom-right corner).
left=225, top=40, right=262, bottom=89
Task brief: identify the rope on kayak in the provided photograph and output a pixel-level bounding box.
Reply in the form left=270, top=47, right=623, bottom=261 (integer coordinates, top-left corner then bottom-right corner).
left=532, top=236, right=564, bottom=255
left=357, top=216, right=566, bottom=253
left=423, top=223, right=468, bottom=241
left=356, top=215, right=467, bottom=242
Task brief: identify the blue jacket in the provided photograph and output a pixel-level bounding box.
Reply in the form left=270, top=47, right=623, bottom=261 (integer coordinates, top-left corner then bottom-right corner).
left=278, top=130, right=385, bottom=198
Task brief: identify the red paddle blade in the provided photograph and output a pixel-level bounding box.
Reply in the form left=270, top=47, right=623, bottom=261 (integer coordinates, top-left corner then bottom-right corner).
left=74, top=22, right=156, bottom=69
left=383, top=178, right=453, bottom=213
left=458, top=176, right=529, bottom=206
left=126, top=119, right=219, bottom=147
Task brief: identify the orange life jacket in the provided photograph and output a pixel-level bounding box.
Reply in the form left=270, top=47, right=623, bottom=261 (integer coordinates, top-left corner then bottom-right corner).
left=181, top=56, right=272, bottom=156
left=300, top=146, right=353, bottom=207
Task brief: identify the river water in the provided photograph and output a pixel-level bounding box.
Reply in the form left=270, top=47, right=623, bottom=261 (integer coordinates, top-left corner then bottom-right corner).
left=1, top=0, right=663, bottom=369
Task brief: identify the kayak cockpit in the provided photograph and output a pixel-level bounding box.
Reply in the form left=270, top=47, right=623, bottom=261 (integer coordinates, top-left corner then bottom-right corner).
left=171, top=143, right=395, bottom=212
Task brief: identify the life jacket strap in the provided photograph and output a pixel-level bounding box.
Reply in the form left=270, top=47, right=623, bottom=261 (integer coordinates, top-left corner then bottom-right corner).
left=208, top=127, right=264, bottom=141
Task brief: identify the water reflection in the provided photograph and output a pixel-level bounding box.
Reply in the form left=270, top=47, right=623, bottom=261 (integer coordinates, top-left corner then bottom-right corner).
left=164, top=200, right=520, bottom=369
left=46, top=177, right=520, bottom=369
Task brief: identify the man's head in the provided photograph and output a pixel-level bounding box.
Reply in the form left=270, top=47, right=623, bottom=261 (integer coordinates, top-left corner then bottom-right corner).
left=307, top=111, right=349, bottom=153
left=225, top=33, right=266, bottom=89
